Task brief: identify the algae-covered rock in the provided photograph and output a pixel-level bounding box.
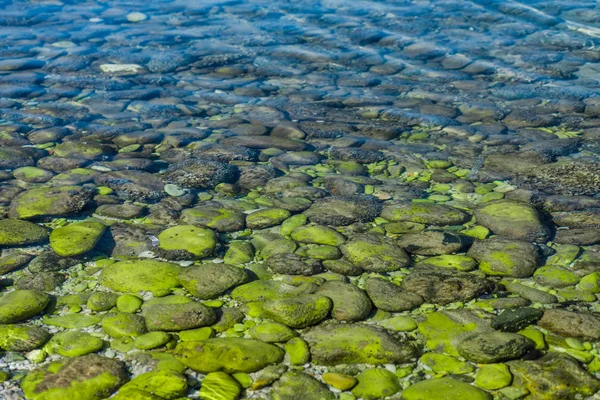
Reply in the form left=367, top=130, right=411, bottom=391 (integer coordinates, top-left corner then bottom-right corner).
left=21, top=354, right=128, bottom=400
left=352, top=368, right=400, bottom=400
left=402, top=377, right=491, bottom=400
left=246, top=208, right=291, bottom=229
left=49, top=221, right=106, bottom=257
left=417, top=310, right=492, bottom=356
left=180, top=206, right=245, bottom=232
left=271, top=371, right=335, bottom=400
left=199, top=371, right=241, bottom=400
left=322, top=372, right=357, bottom=391
left=134, top=331, right=171, bottom=350
left=157, top=225, right=218, bottom=260
left=0, top=324, right=50, bottom=351
left=507, top=353, right=600, bottom=399
left=475, top=364, right=513, bottom=390
left=262, top=294, right=332, bottom=328
left=99, top=259, right=182, bottom=296
left=0, top=290, right=50, bottom=324
left=533, top=265, right=580, bottom=288
left=101, top=312, right=147, bottom=338
left=420, top=352, right=474, bottom=374
left=475, top=200, right=549, bottom=241
left=303, top=323, right=416, bottom=365
left=284, top=337, right=310, bottom=365
left=119, top=370, right=188, bottom=400
left=43, top=314, right=101, bottom=329
left=467, top=238, right=539, bottom=278
left=249, top=322, right=296, bottom=343
left=0, top=219, right=48, bottom=246
left=231, top=280, right=316, bottom=303
left=457, top=332, right=534, bottom=363
left=144, top=302, right=216, bottom=331
left=178, top=264, right=248, bottom=299
left=380, top=201, right=470, bottom=225
left=9, top=185, right=92, bottom=219
left=400, top=268, right=493, bottom=305
left=44, top=331, right=103, bottom=357
left=340, top=233, right=410, bottom=272
left=364, top=277, right=424, bottom=311
left=223, top=241, right=254, bottom=265
left=416, top=254, right=478, bottom=271
left=87, top=292, right=120, bottom=312
left=174, top=338, right=285, bottom=373
left=290, top=225, right=347, bottom=246
left=315, top=281, right=372, bottom=321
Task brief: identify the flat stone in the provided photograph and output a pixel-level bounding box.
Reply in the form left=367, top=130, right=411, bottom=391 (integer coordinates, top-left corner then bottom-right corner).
left=50, top=221, right=106, bottom=257
left=475, top=200, right=549, bottom=241
left=457, top=332, right=534, bottom=363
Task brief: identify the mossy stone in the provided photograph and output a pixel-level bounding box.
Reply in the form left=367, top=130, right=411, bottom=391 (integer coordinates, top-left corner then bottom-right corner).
left=144, top=302, right=216, bottom=331
left=223, top=241, right=254, bottom=265
left=112, top=388, right=163, bottom=400
left=322, top=259, right=363, bottom=276
left=174, top=338, right=285, bottom=373
left=271, top=371, right=335, bottom=400
left=87, top=292, right=119, bottom=312
left=249, top=322, right=296, bottom=343
left=322, top=372, right=357, bottom=391
left=246, top=208, right=291, bottom=229
left=178, top=327, right=215, bottom=341
left=116, top=294, right=143, bottom=313
left=0, top=324, right=50, bottom=351
left=416, top=255, right=478, bottom=271
left=402, top=377, right=491, bottom=400
left=44, top=331, right=103, bottom=357
left=340, top=233, right=410, bottom=272
left=475, top=200, right=549, bottom=242
left=99, top=259, right=182, bottom=297
left=417, top=310, right=491, bottom=356
left=231, top=280, right=316, bottom=303
left=281, top=214, right=307, bottom=236
left=315, top=281, right=371, bottom=322
left=119, top=370, right=187, bottom=400
left=134, top=332, right=171, bottom=350
left=352, top=369, right=400, bottom=400
left=378, top=315, right=418, bottom=332
left=43, top=314, right=101, bottom=329
left=420, top=352, right=474, bottom=374
left=101, top=312, right=147, bottom=338
left=21, top=355, right=128, bottom=400
left=180, top=206, right=245, bottom=233
left=178, top=264, right=248, bottom=299
left=380, top=201, right=470, bottom=225
left=533, top=265, right=580, bottom=288
left=303, top=323, right=416, bottom=365
left=305, top=245, right=341, bottom=260
left=8, top=185, right=92, bottom=220
left=461, top=225, right=490, bottom=240
left=199, top=372, right=241, bottom=400
left=0, top=290, right=50, bottom=324
left=262, top=294, right=332, bottom=328
left=157, top=225, right=218, bottom=259
left=284, top=337, right=310, bottom=365
left=578, top=272, right=600, bottom=293
left=467, top=238, right=539, bottom=278
left=475, top=364, right=513, bottom=390
left=290, top=225, right=347, bottom=246
left=13, top=166, right=54, bottom=183
left=50, top=221, right=106, bottom=257
left=0, top=219, right=48, bottom=246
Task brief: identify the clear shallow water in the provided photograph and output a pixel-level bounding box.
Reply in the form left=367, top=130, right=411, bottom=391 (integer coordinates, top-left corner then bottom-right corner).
left=2, top=0, right=600, bottom=399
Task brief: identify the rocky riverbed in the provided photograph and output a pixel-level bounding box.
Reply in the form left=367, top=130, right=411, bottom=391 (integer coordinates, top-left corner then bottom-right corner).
left=2, top=0, right=600, bottom=399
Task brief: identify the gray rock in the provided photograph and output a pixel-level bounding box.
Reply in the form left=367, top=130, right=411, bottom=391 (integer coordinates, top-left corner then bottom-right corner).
left=364, top=277, right=424, bottom=312
left=315, top=281, right=372, bottom=322
left=467, top=238, right=539, bottom=278
left=457, top=332, right=534, bottom=363
left=538, top=309, right=600, bottom=340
